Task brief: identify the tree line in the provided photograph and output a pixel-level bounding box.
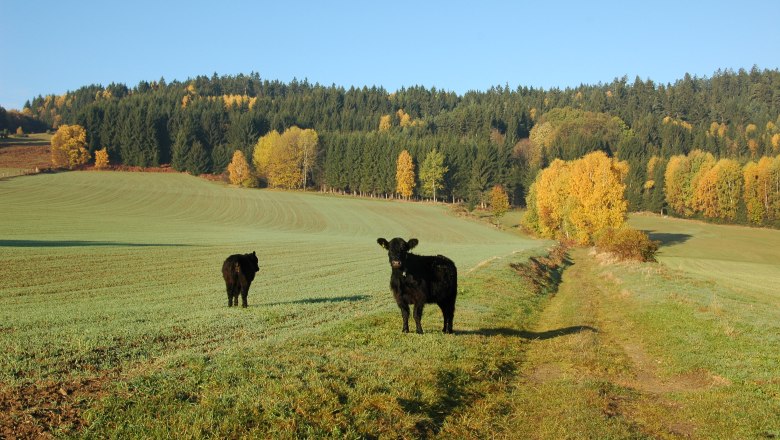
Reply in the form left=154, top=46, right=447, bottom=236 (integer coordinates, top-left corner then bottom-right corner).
left=13, top=67, right=780, bottom=226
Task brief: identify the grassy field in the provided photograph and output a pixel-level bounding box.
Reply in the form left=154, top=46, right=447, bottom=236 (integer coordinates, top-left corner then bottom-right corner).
left=0, top=171, right=551, bottom=438
left=2, top=171, right=780, bottom=438
left=630, top=213, right=780, bottom=298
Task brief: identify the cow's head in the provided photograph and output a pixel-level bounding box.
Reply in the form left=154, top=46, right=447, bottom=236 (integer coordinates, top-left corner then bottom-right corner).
left=248, top=251, right=260, bottom=273
left=377, top=237, right=418, bottom=270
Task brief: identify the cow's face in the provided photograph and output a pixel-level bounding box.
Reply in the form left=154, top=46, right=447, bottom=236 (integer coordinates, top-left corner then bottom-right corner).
left=248, top=251, right=259, bottom=273
left=377, top=237, right=418, bottom=270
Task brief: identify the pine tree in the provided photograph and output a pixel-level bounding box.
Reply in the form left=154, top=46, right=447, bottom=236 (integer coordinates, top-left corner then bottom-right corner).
left=186, top=140, right=211, bottom=175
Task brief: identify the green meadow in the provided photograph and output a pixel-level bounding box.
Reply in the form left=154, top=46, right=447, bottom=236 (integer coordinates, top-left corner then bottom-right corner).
left=2, top=171, right=780, bottom=438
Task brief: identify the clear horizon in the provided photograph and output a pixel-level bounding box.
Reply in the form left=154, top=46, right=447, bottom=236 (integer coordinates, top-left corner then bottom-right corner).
left=1, top=0, right=778, bottom=111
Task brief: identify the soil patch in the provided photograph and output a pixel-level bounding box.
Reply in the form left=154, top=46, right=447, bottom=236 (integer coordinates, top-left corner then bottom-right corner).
left=0, top=375, right=112, bottom=439
left=0, top=144, right=51, bottom=172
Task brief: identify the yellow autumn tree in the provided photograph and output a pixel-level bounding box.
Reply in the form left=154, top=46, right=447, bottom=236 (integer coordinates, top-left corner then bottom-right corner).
left=396, top=149, right=416, bottom=199
left=523, top=151, right=628, bottom=245
left=268, top=128, right=302, bottom=189
left=743, top=160, right=764, bottom=223
left=489, top=185, right=510, bottom=224
left=686, top=150, right=716, bottom=212
left=51, top=124, right=90, bottom=169
left=522, top=159, right=571, bottom=239
left=664, top=154, right=689, bottom=215
left=378, top=114, right=392, bottom=132
left=644, top=155, right=661, bottom=189
left=694, top=159, right=742, bottom=220
left=664, top=150, right=716, bottom=217
left=253, top=129, right=280, bottom=183
left=298, top=128, right=319, bottom=189
left=770, top=156, right=780, bottom=221
left=397, top=109, right=412, bottom=128
left=744, top=155, right=780, bottom=224
left=227, top=150, right=256, bottom=187
left=252, top=127, right=319, bottom=189
left=94, top=148, right=109, bottom=169
left=565, top=151, right=628, bottom=244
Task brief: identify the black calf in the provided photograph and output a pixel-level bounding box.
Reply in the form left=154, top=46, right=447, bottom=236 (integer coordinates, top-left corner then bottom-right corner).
left=377, top=237, right=457, bottom=334
left=222, top=251, right=260, bottom=307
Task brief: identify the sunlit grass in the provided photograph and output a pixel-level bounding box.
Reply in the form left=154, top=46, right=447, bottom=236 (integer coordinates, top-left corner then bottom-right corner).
left=3, top=172, right=780, bottom=437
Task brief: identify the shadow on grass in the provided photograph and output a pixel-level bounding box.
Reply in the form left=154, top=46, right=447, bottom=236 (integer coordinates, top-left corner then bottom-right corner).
left=458, top=325, right=598, bottom=339
left=643, top=231, right=692, bottom=247
left=0, top=240, right=192, bottom=248
left=398, top=367, right=485, bottom=438
left=264, top=295, right=369, bottom=306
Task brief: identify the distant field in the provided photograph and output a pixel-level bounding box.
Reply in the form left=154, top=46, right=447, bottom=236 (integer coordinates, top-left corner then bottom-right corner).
left=630, top=213, right=780, bottom=298
left=0, top=133, right=51, bottom=177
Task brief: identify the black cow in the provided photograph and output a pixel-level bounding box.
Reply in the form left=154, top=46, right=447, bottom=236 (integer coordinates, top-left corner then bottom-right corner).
left=377, top=237, right=457, bottom=334
left=222, top=251, right=260, bottom=307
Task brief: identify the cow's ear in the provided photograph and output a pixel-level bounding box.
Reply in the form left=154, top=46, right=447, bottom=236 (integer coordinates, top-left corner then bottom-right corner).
left=407, top=238, right=418, bottom=250
left=377, top=238, right=389, bottom=249
left=252, top=251, right=256, bottom=256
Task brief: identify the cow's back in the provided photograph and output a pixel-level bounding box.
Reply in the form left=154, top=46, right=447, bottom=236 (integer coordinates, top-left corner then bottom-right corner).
left=222, top=255, right=241, bottom=283
left=402, top=254, right=457, bottom=303
left=429, top=255, right=457, bottom=300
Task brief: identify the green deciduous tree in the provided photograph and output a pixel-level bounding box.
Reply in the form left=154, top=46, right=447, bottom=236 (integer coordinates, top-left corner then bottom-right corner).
left=418, top=149, right=448, bottom=202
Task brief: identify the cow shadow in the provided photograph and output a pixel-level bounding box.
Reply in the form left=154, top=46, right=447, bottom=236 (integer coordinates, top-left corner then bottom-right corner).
left=264, top=295, right=369, bottom=306
left=642, top=231, right=692, bottom=247
left=0, top=240, right=191, bottom=248
left=457, top=325, right=598, bottom=340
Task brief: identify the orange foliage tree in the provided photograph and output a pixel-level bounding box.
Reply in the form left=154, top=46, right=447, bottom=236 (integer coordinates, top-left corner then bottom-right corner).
left=396, top=149, right=416, bottom=199
left=51, top=124, right=90, bottom=169
left=489, top=185, right=510, bottom=224
left=227, top=150, right=256, bottom=187
left=378, top=114, right=392, bottom=132
left=94, top=148, right=109, bottom=169
left=694, top=159, right=742, bottom=220
left=523, top=151, right=628, bottom=245
left=664, top=150, right=715, bottom=217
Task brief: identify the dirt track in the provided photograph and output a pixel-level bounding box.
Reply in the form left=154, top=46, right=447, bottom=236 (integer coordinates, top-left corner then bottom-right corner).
left=517, top=248, right=726, bottom=438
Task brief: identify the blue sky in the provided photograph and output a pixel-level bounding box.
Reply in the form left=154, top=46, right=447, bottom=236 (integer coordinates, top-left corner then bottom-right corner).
left=1, top=0, right=778, bottom=110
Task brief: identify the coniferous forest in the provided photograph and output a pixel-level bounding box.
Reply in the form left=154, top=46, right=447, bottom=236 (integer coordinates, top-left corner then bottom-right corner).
left=4, top=67, right=780, bottom=226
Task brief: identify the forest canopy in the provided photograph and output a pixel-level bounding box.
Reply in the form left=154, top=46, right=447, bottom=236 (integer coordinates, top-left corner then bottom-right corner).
left=15, top=67, right=780, bottom=226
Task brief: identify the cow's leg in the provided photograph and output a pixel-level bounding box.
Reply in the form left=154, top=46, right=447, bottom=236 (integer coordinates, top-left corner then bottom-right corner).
left=241, top=283, right=249, bottom=308
left=398, top=303, right=410, bottom=333
left=226, top=284, right=234, bottom=307
left=440, top=302, right=455, bottom=334
left=413, top=303, right=424, bottom=334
